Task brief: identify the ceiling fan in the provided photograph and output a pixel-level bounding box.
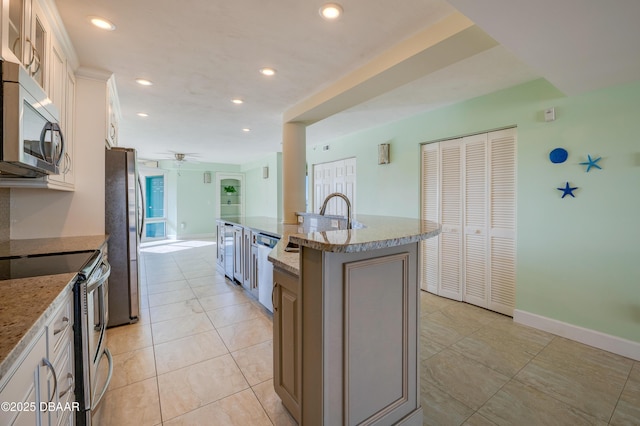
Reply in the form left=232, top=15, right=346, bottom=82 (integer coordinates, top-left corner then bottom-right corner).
left=169, top=152, right=200, bottom=163
left=153, top=151, right=201, bottom=175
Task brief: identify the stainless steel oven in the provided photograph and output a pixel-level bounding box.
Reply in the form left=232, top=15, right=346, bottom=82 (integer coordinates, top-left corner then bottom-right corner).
left=74, top=250, right=112, bottom=426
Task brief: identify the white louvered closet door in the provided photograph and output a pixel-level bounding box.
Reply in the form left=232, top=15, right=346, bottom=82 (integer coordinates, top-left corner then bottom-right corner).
left=420, top=128, right=516, bottom=316
left=421, top=143, right=439, bottom=292
left=488, top=128, right=516, bottom=315
left=438, top=139, right=463, bottom=301
left=463, top=133, right=489, bottom=308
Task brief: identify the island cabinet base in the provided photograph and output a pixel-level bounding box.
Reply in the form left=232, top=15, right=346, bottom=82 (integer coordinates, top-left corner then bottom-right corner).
left=300, top=242, right=423, bottom=426
left=273, top=266, right=302, bottom=422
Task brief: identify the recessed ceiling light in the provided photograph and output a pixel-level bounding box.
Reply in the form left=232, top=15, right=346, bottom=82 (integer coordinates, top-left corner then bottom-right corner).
left=231, top=98, right=244, bottom=104
left=319, top=3, right=343, bottom=20
left=135, top=78, right=153, bottom=86
left=89, top=16, right=116, bottom=31
left=242, top=128, right=251, bottom=132
left=259, top=67, right=276, bottom=76
left=137, top=112, right=149, bottom=117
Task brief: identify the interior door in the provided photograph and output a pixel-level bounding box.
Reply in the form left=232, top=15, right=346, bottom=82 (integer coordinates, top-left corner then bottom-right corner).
left=438, top=138, right=463, bottom=301
left=421, top=143, right=439, bottom=293
left=463, top=133, right=489, bottom=307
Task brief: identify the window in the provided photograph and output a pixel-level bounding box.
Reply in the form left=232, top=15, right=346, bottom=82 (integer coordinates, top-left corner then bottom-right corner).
left=144, top=175, right=167, bottom=240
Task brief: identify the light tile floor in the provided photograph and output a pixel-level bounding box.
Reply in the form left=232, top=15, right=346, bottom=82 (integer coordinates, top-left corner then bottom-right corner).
left=93, top=239, right=640, bottom=426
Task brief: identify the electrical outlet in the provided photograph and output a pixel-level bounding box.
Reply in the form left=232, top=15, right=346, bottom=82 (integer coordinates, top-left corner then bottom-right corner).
left=331, top=219, right=339, bottom=228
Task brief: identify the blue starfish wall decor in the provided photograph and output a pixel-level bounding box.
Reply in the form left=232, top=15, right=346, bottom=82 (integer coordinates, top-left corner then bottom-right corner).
left=557, top=182, right=578, bottom=198
left=580, top=154, right=602, bottom=172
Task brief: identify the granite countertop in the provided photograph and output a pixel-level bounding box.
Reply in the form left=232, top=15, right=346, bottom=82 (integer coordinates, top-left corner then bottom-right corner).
left=0, top=235, right=109, bottom=258
left=0, top=235, right=109, bottom=382
left=0, top=273, right=76, bottom=381
left=268, top=215, right=441, bottom=275
left=218, top=215, right=441, bottom=276
left=216, top=216, right=297, bottom=238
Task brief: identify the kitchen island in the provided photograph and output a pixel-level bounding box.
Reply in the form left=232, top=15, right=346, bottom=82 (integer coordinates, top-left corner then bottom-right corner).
left=268, top=215, right=440, bottom=426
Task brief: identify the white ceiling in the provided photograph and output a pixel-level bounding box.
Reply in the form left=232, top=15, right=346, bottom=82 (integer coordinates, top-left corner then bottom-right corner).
left=53, top=0, right=640, bottom=165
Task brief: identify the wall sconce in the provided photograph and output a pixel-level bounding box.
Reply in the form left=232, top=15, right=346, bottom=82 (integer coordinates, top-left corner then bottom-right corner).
left=262, top=166, right=269, bottom=179
left=378, top=143, right=390, bottom=165
left=203, top=171, right=211, bottom=183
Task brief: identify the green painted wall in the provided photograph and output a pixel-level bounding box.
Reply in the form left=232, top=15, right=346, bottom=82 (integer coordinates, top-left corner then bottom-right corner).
left=242, top=152, right=283, bottom=220
left=306, top=78, right=640, bottom=343
left=158, top=161, right=240, bottom=238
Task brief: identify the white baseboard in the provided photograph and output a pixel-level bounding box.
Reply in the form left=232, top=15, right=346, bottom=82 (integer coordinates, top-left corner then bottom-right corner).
left=514, top=309, right=640, bottom=361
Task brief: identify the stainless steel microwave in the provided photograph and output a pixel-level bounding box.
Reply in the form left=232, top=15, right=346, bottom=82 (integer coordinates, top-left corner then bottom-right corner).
left=0, top=61, right=65, bottom=178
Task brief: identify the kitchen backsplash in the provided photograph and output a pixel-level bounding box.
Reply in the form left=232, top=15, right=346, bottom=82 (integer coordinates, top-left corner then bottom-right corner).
left=0, top=189, right=8, bottom=241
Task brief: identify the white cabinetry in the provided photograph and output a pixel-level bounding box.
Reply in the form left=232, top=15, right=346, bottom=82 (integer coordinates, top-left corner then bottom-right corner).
left=106, top=76, right=120, bottom=147
left=0, top=0, right=78, bottom=190
left=215, top=220, right=225, bottom=271
left=233, top=225, right=243, bottom=283
left=242, top=229, right=258, bottom=297
left=421, top=128, right=516, bottom=316
left=0, top=287, right=75, bottom=426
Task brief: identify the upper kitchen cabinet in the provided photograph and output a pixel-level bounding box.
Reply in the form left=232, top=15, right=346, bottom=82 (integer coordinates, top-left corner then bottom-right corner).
left=0, top=0, right=81, bottom=190
left=106, top=76, right=121, bottom=147
left=3, top=0, right=49, bottom=89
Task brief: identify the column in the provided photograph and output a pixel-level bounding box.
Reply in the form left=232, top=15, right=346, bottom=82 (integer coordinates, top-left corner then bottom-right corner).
left=282, top=122, right=306, bottom=224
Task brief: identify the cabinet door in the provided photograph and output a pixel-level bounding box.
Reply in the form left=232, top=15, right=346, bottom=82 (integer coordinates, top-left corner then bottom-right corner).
left=63, top=65, right=76, bottom=185
left=47, top=36, right=67, bottom=186
left=251, top=244, right=259, bottom=294
left=6, top=0, right=31, bottom=68
left=0, top=330, right=46, bottom=426
left=242, top=229, right=252, bottom=291
left=233, top=226, right=243, bottom=283
left=106, top=76, right=119, bottom=146
left=216, top=222, right=224, bottom=268
left=273, top=268, right=301, bottom=422
left=28, top=0, right=48, bottom=89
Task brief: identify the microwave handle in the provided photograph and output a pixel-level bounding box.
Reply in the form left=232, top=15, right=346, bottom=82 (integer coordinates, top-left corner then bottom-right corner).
left=52, top=123, right=65, bottom=167
left=40, top=122, right=65, bottom=166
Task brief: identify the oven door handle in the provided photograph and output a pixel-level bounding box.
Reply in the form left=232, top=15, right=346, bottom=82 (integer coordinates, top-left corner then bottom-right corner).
left=91, top=348, right=113, bottom=411
left=86, top=260, right=111, bottom=293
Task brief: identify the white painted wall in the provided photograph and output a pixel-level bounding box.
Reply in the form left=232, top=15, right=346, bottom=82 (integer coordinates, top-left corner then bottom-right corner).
left=9, top=75, right=108, bottom=239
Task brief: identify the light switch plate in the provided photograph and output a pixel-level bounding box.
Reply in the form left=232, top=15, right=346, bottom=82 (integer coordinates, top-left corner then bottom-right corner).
left=544, top=107, right=556, bottom=122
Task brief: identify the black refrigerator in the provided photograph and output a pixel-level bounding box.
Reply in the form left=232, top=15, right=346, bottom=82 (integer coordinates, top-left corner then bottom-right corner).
left=105, top=147, right=142, bottom=327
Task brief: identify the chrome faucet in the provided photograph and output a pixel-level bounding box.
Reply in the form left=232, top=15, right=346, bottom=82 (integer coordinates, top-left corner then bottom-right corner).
left=319, top=192, right=352, bottom=229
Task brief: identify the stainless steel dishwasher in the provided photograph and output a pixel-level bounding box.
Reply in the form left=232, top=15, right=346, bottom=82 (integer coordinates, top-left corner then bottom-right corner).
left=256, top=232, right=280, bottom=312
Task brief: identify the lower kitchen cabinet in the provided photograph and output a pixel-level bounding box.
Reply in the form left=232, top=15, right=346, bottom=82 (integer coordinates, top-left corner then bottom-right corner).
left=0, top=287, right=76, bottom=426
left=215, top=220, right=225, bottom=270
left=272, top=266, right=301, bottom=422
left=233, top=225, right=243, bottom=283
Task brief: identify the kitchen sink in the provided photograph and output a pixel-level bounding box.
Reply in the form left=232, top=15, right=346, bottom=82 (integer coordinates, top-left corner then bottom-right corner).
left=284, top=241, right=299, bottom=252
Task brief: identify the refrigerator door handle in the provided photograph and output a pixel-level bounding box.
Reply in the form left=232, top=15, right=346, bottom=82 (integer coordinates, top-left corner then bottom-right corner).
left=137, top=176, right=145, bottom=240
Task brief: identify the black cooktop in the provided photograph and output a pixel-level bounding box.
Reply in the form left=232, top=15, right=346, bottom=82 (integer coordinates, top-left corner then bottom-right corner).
left=0, top=251, right=96, bottom=281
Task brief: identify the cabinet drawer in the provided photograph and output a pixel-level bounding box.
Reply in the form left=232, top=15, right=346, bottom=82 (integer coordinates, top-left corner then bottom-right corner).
left=46, top=329, right=75, bottom=426
left=47, top=290, right=73, bottom=357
